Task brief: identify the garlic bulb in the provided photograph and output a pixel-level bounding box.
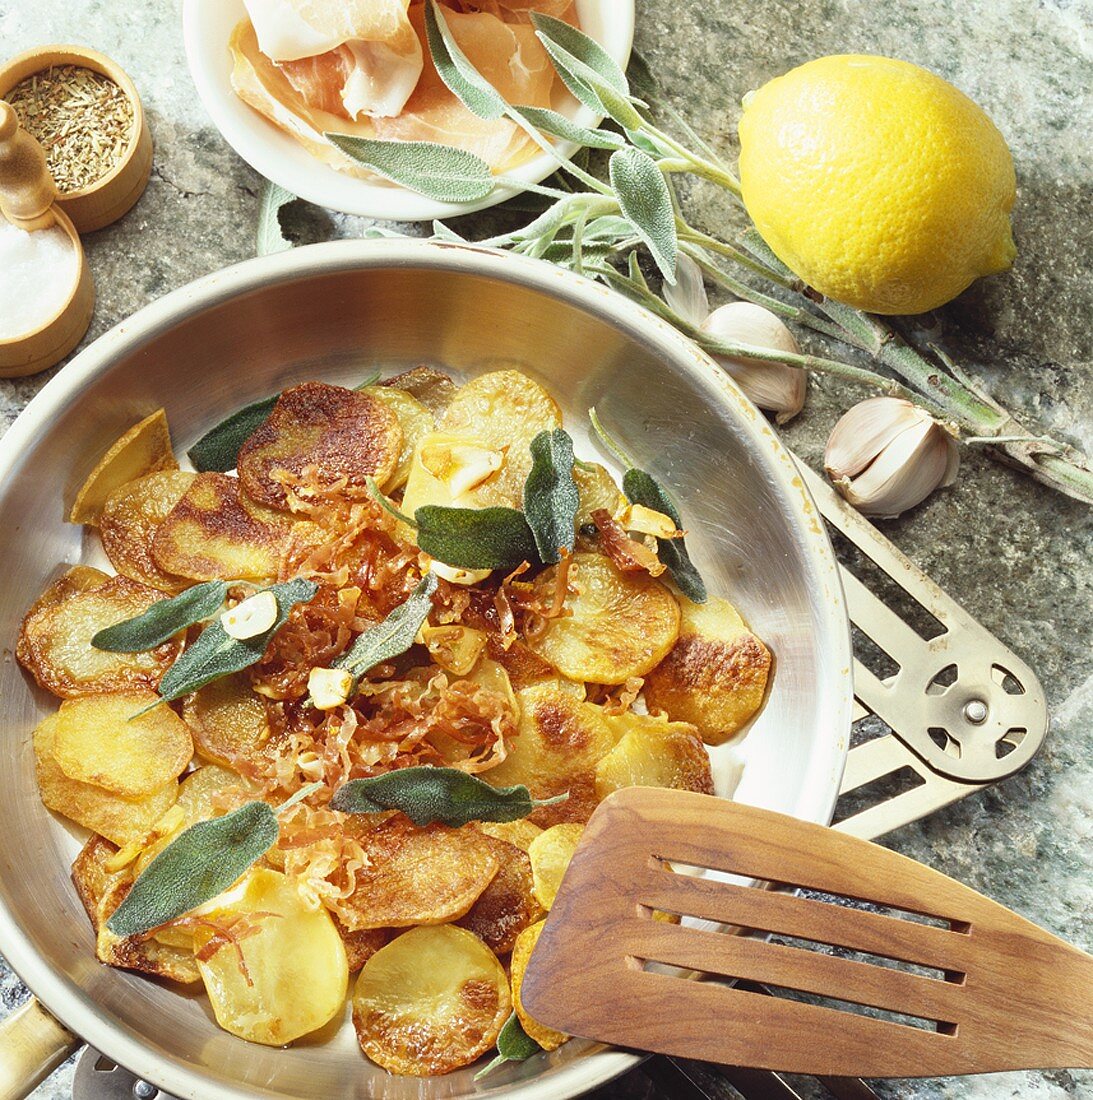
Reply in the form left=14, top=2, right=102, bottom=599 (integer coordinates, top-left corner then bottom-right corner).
left=824, top=397, right=960, bottom=518
left=700, top=302, right=807, bottom=423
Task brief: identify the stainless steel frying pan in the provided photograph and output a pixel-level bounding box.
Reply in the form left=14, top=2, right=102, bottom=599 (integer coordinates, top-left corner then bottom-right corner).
left=0, top=239, right=852, bottom=1100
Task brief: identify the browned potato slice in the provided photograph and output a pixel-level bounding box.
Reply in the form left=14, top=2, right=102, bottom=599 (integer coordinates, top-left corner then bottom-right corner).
left=194, top=868, right=348, bottom=1045
left=596, top=712, right=714, bottom=798
left=368, top=386, right=434, bottom=492
left=484, top=680, right=620, bottom=827
left=353, top=925, right=510, bottom=1076
left=151, top=472, right=288, bottom=583
left=644, top=595, right=772, bottom=745
left=71, top=835, right=200, bottom=984
left=17, top=570, right=182, bottom=698
left=237, top=382, right=401, bottom=509
left=511, top=919, right=567, bottom=1051
left=457, top=837, right=545, bottom=953
left=527, top=553, right=680, bottom=684
left=575, top=461, right=625, bottom=530
left=476, top=818, right=543, bottom=853
left=334, top=919, right=390, bottom=973
left=527, top=823, right=584, bottom=910
left=51, top=692, right=193, bottom=796
left=439, top=370, right=563, bottom=505
left=381, top=365, right=458, bottom=416
left=338, top=816, right=499, bottom=931
left=182, top=673, right=274, bottom=769
left=69, top=409, right=178, bottom=525
left=100, top=470, right=195, bottom=592
left=35, top=713, right=178, bottom=846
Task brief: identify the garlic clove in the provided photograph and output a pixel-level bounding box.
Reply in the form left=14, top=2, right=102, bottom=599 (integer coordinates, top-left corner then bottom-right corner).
left=307, top=667, right=354, bottom=711
left=700, top=302, right=807, bottom=423
left=615, top=502, right=678, bottom=539
left=426, top=557, right=492, bottom=586
left=222, top=590, right=278, bottom=640
left=663, top=253, right=710, bottom=326
left=419, top=439, right=504, bottom=500
left=825, top=397, right=960, bottom=517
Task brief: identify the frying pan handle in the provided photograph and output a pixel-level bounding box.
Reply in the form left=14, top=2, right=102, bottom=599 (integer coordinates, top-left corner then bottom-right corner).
left=0, top=997, right=81, bottom=1100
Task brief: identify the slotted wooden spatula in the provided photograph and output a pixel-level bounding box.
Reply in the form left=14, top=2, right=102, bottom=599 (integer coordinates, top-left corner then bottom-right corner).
left=520, top=787, right=1093, bottom=1078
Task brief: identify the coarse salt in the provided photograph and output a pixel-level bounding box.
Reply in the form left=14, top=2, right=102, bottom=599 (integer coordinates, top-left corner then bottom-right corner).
left=0, top=215, right=80, bottom=340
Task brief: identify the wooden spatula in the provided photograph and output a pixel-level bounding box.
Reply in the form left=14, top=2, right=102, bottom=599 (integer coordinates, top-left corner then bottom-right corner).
left=520, top=787, right=1093, bottom=1078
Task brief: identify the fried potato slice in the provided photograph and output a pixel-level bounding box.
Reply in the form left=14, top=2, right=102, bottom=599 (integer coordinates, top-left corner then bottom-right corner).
left=644, top=595, right=772, bottom=745
left=575, top=461, right=625, bottom=531
left=237, top=382, right=401, bottom=509
left=338, top=816, right=499, bottom=931
left=368, top=385, right=434, bottom=492
left=476, top=818, right=543, bottom=853
left=484, top=680, right=620, bottom=827
left=457, top=837, right=545, bottom=953
left=72, top=835, right=200, bottom=984
left=527, top=823, right=584, bottom=910
left=439, top=370, right=562, bottom=506
left=335, top=919, right=390, bottom=973
left=527, top=553, right=681, bottom=684
left=511, top=919, right=567, bottom=1051
left=194, top=868, right=349, bottom=1045
left=34, top=713, right=179, bottom=847
left=151, top=472, right=288, bottom=583
left=596, top=712, right=714, bottom=798
left=182, top=673, right=274, bottom=769
left=381, top=366, right=458, bottom=416
left=100, top=470, right=196, bottom=592
left=353, top=925, right=510, bottom=1076
left=17, top=569, right=182, bottom=698
left=51, top=692, right=193, bottom=797
left=69, top=409, right=178, bottom=526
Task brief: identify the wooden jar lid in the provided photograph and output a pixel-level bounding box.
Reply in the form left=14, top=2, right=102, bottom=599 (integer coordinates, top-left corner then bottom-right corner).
left=0, top=45, right=152, bottom=233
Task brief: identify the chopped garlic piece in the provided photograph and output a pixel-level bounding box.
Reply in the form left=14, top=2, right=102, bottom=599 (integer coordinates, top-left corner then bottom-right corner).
left=617, top=503, right=678, bottom=539
left=308, top=667, right=354, bottom=711
left=419, top=439, right=504, bottom=499
left=428, top=558, right=492, bottom=586
left=222, top=590, right=278, bottom=639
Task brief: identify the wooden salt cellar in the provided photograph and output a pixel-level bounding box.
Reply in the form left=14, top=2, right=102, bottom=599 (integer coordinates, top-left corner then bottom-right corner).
left=0, top=100, right=95, bottom=377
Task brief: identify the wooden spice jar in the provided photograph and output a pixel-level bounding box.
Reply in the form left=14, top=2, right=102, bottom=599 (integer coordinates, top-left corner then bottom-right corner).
left=0, top=46, right=152, bottom=233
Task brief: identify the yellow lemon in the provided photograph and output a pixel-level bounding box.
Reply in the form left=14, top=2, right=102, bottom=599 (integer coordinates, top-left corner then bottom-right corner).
left=738, top=55, right=1016, bottom=315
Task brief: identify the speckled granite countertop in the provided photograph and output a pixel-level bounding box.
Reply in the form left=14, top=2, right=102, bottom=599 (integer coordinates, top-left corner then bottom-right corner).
left=1, top=1, right=1090, bottom=1098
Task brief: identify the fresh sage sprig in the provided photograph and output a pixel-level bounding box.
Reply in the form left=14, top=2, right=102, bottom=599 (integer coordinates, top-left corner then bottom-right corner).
left=331, top=766, right=567, bottom=828
left=475, top=1012, right=544, bottom=1080
left=92, top=580, right=230, bottom=652
left=106, top=800, right=279, bottom=936
left=105, top=782, right=322, bottom=937
left=590, top=408, right=707, bottom=603
left=333, top=574, right=437, bottom=681
left=155, top=577, right=318, bottom=703
left=524, top=429, right=579, bottom=564
left=415, top=505, right=540, bottom=571
left=187, top=371, right=382, bottom=472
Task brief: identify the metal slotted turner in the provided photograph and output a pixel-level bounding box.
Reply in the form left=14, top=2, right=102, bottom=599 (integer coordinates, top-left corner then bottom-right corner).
left=520, top=787, right=1093, bottom=1079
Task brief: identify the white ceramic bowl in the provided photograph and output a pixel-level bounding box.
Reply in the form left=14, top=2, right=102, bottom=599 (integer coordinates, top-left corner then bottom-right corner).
left=182, top=1, right=635, bottom=221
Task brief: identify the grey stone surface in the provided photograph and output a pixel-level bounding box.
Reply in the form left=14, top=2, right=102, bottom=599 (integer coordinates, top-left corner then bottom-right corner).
left=0, top=0, right=1089, bottom=1098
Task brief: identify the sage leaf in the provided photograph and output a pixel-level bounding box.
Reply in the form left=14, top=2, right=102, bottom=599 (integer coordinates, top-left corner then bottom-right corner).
left=331, top=766, right=567, bottom=827
left=188, top=394, right=278, bottom=472
left=534, top=36, right=642, bottom=130
left=610, top=148, right=678, bottom=284
left=475, top=1012, right=543, bottom=1080
left=326, top=134, right=495, bottom=204
left=523, top=429, right=578, bottom=563
left=92, top=581, right=229, bottom=653
left=513, top=105, right=624, bottom=150
left=334, top=574, right=437, bottom=678
left=156, top=578, right=318, bottom=702
left=424, top=0, right=507, bottom=121
left=622, top=468, right=707, bottom=603
left=256, top=180, right=295, bottom=256
left=415, top=505, right=539, bottom=570
left=106, top=801, right=279, bottom=937
left=530, top=13, right=630, bottom=95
